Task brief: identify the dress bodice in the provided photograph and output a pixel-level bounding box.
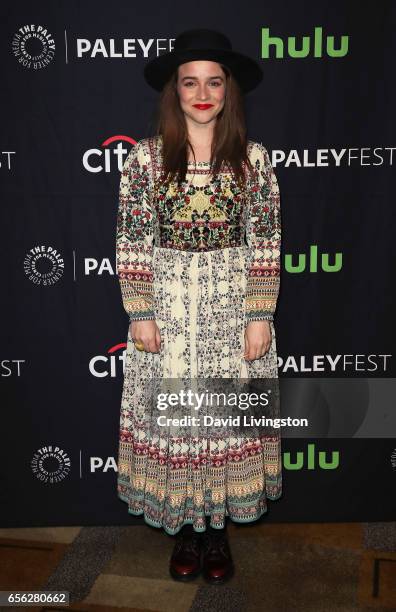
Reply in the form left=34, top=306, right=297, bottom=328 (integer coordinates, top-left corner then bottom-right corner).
left=153, top=160, right=248, bottom=251
left=155, top=162, right=249, bottom=251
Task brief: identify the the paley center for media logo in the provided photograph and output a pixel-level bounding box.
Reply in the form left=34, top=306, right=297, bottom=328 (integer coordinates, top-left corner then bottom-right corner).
left=24, top=245, right=64, bottom=285
left=31, top=445, right=71, bottom=483
left=12, top=24, right=55, bottom=69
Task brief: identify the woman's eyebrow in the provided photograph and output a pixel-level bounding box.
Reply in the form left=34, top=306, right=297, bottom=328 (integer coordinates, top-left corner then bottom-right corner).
left=181, top=75, right=224, bottom=80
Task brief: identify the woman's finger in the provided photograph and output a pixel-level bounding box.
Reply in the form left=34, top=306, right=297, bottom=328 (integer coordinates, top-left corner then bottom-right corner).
left=155, top=328, right=161, bottom=352
left=243, top=334, right=250, bottom=358
left=147, top=338, right=157, bottom=353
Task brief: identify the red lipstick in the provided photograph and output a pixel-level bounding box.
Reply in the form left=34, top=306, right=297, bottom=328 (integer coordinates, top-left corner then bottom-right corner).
left=193, top=104, right=214, bottom=110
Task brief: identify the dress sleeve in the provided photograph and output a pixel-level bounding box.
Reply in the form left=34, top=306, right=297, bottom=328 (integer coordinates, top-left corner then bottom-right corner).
left=116, top=140, right=156, bottom=322
left=245, top=142, right=281, bottom=323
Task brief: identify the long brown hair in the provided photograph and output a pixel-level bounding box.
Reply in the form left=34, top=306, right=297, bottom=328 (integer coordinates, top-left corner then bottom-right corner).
left=155, top=64, right=253, bottom=189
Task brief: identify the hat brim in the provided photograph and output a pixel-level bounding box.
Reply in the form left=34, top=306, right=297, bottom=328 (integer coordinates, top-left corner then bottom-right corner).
left=143, top=48, right=263, bottom=93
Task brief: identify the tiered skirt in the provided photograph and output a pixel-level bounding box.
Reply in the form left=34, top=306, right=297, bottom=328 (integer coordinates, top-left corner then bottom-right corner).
left=117, top=245, right=282, bottom=535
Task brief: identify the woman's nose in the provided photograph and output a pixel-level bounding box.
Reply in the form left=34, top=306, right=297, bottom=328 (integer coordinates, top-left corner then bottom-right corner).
left=196, top=85, right=209, bottom=100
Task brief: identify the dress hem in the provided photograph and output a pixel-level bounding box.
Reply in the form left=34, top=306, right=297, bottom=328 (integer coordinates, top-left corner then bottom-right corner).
left=117, top=491, right=282, bottom=535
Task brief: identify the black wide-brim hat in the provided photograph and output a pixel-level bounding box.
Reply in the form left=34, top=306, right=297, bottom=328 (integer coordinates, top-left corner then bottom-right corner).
left=144, top=28, right=263, bottom=93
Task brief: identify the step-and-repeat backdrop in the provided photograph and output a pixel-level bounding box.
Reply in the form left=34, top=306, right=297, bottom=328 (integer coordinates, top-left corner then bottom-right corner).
left=1, top=1, right=396, bottom=527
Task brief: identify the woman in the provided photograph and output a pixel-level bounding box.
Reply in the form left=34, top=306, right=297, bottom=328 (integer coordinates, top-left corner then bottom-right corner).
left=116, top=29, right=282, bottom=584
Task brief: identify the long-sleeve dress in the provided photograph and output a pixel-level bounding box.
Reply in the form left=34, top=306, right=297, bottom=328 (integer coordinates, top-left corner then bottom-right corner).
left=116, top=135, right=282, bottom=534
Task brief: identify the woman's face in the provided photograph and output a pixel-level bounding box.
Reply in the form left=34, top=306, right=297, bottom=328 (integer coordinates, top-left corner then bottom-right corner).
left=176, top=60, right=226, bottom=127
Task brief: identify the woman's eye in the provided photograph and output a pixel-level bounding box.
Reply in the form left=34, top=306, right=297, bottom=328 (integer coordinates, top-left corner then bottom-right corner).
left=183, top=81, right=222, bottom=87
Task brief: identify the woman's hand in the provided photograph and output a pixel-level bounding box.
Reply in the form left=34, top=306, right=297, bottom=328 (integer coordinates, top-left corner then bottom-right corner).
left=243, top=320, right=272, bottom=361
left=130, top=320, right=161, bottom=353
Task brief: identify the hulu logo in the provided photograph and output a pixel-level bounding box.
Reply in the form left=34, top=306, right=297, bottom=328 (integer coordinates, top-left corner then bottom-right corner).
left=261, top=26, right=349, bottom=59
left=285, top=245, right=342, bottom=273
left=283, top=443, right=340, bottom=470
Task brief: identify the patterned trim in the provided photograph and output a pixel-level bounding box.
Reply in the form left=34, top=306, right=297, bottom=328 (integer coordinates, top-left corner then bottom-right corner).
left=245, top=313, right=274, bottom=322
left=244, top=142, right=281, bottom=323
left=116, top=141, right=156, bottom=322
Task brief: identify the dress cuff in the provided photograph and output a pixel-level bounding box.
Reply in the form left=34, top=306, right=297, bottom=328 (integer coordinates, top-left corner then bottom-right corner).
left=245, top=311, right=274, bottom=323
left=128, top=311, right=156, bottom=323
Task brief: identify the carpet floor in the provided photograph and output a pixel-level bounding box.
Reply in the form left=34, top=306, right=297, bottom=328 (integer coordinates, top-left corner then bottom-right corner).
left=0, top=521, right=395, bottom=611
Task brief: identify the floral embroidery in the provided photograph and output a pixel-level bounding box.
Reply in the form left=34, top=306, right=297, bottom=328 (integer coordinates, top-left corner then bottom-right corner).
left=116, top=136, right=281, bottom=323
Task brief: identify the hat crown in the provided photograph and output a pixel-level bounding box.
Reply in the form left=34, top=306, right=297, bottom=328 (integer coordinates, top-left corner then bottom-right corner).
left=174, top=29, right=233, bottom=52
left=144, top=28, right=262, bottom=93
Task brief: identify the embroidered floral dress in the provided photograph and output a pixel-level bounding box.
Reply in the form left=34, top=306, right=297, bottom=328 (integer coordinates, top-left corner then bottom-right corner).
left=116, top=135, right=282, bottom=534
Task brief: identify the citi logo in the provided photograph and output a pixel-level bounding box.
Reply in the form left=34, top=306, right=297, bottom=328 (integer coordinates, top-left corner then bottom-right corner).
left=89, top=342, right=126, bottom=377
left=83, top=135, right=137, bottom=173
left=261, top=26, right=349, bottom=59
left=283, top=444, right=339, bottom=470
left=285, top=245, right=342, bottom=273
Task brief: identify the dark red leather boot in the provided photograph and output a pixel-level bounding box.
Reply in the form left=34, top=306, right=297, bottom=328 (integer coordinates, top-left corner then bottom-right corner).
left=169, top=525, right=202, bottom=581
left=202, top=527, right=234, bottom=584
